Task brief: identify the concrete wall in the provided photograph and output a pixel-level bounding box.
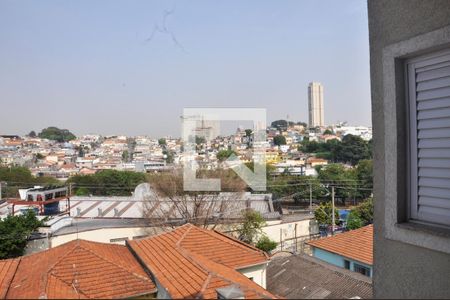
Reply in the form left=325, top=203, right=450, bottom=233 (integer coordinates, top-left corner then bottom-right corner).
left=262, top=218, right=313, bottom=243
left=312, top=248, right=372, bottom=277
left=368, top=1, right=450, bottom=298
left=50, top=226, right=151, bottom=247
left=238, top=264, right=267, bottom=289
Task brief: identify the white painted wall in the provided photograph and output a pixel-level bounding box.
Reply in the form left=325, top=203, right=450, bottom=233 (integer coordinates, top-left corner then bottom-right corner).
left=50, top=226, right=153, bottom=247
left=238, top=263, right=268, bottom=289
left=261, top=219, right=312, bottom=243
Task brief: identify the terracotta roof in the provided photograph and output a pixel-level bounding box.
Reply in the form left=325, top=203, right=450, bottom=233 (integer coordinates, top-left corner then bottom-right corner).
left=5, top=240, right=156, bottom=299
left=307, top=225, right=373, bottom=265
left=178, top=225, right=269, bottom=269
left=0, top=259, right=20, bottom=298
left=127, top=223, right=277, bottom=299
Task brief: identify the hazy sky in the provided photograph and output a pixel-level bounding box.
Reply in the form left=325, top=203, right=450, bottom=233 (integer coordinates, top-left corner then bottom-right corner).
left=0, top=0, right=371, bottom=138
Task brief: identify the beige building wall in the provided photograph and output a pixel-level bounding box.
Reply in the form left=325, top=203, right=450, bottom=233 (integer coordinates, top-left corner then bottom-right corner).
left=308, top=82, right=324, bottom=128
left=238, top=264, right=268, bottom=289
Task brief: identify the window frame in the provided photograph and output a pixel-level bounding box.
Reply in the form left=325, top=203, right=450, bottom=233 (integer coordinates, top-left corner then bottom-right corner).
left=406, top=49, right=450, bottom=227
left=381, top=24, right=450, bottom=254
left=353, top=263, right=371, bottom=277
left=344, top=259, right=351, bottom=270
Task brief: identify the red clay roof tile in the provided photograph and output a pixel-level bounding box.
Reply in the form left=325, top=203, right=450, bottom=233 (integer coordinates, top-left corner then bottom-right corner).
left=307, top=224, right=373, bottom=265
left=128, top=223, right=277, bottom=299
left=4, top=240, right=156, bottom=299
left=0, top=258, right=20, bottom=298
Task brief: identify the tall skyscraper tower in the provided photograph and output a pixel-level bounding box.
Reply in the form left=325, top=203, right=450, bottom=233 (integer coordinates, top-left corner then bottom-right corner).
left=308, top=82, right=324, bottom=128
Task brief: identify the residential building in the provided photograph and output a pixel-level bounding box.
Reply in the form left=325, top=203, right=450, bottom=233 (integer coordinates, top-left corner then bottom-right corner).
left=308, top=82, right=325, bottom=128
left=368, top=0, right=450, bottom=298
left=307, top=225, right=373, bottom=277
left=1, top=224, right=278, bottom=299
left=0, top=240, right=157, bottom=299
left=267, top=253, right=372, bottom=299
left=128, top=223, right=277, bottom=298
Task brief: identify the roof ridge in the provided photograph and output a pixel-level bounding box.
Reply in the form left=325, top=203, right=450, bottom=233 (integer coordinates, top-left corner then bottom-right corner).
left=132, top=223, right=191, bottom=243
left=209, top=228, right=269, bottom=259
left=42, top=242, right=80, bottom=298
left=78, top=242, right=152, bottom=283
left=47, top=273, right=90, bottom=299
left=175, top=244, right=273, bottom=299
left=199, top=258, right=274, bottom=299
left=176, top=223, right=193, bottom=247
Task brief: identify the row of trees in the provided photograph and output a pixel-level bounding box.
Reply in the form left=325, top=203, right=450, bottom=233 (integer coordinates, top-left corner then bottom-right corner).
left=314, top=197, right=373, bottom=229
left=0, top=166, right=61, bottom=198
left=300, top=134, right=372, bottom=165
left=267, top=160, right=373, bottom=205
left=67, top=170, right=147, bottom=196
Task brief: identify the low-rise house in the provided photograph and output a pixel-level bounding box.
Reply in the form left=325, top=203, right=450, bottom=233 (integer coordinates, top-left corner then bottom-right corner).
left=128, top=223, right=277, bottom=298
left=306, top=157, right=328, bottom=168
left=0, top=240, right=157, bottom=299
left=0, top=225, right=278, bottom=299
left=307, top=225, right=373, bottom=277
left=267, top=253, right=372, bottom=299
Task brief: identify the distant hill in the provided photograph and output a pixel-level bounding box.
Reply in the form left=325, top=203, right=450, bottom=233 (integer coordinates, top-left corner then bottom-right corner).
left=38, top=127, right=76, bottom=142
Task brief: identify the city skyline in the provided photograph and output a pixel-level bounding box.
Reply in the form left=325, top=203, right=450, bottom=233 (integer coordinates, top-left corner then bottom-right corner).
left=0, top=1, right=371, bottom=137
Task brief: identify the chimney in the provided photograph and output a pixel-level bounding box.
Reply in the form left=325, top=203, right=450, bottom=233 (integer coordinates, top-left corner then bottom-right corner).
left=76, top=207, right=81, bottom=217
left=114, top=208, right=119, bottom=217
left=98, top=208, right=102, bottom=217
left=216, top=285, right=244, bottom=299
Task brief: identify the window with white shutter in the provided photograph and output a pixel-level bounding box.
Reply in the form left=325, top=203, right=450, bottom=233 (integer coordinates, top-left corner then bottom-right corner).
left=407, top=49, right=450, bottom=227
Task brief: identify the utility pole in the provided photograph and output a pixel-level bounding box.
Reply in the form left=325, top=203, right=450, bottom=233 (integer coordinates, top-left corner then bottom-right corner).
left=309, top=183, right=313, bottom=214
left=331, top=186, right=335, bottom=236
left=0, top=181, right=6, bottom=201
left=68, top=183, right=73, bottom=216
left=69, top=182, right=73, bottom=197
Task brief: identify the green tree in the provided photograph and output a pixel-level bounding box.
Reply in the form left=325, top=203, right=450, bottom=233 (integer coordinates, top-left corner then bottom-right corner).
left=346, top=210, right=364, bottom=230
left=67, top=170, right=146, bottom=196
left=75, top=187, right=90, bottom=196
left=314, top=202, right=339, bottom=226
left=195, top=136, right=206, bottom=145
left=317, top=164, right=357, bottom=204
left=0, top=210, right=44, bottom=259
left=244, top=129, right=253, bottom=137
left=28, top=131, right=37, bottom=138
left=267, top=175, right=325, bottom=204
left=216, top=149, right=237, bottom=162
left=255, top=235, right=277, bottom=253
left=346, top=198, right=374, bottom=230
left=122, top=150, right=129, bottom=162
left=158, top=138, right=166, bottom=146
left=35, top=153, right=45, bottom=160
left=236, top=210, right=266, bottom=244
left=338, top=134, right=371, bottom=165
left=273, top=135, right=286, bottom=146
left=271, top=120, right=288, bottom=131
left=355, top=159, right=373, bottom=199
left=38, top=127, right=76, bottom=142
left=163, top=150, right=174, bottom=164
left=323, top=129, right=333, bottom=135
left=0, top=166, right=61, bottom=197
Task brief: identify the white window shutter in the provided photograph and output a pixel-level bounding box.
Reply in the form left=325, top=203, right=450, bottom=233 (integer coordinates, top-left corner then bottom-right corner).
left=407, top=49, right=450, bottom=227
